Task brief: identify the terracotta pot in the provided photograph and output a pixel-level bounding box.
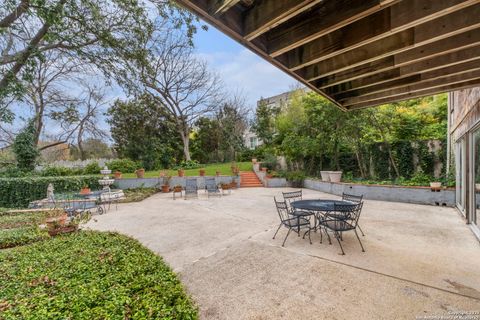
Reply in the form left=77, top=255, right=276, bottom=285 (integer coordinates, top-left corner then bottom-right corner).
left=216, top=171, right=221, bottom=176
left=79, top=187, right=91, bottom=195
left=320, top=171, right=330, bottom=182
left=252, top=158, right=257, bottom=164
left=199, top=169, right=205, bottom=176
left=46, top=213, right=68, bottom=229
left=114, top=171, right=122, bottom=179
left=161, top=185, right=170, bottom=193
left=174, top=186, right=182, bottom=192
left=136, top=168, right=145, bottom=178
left=230, top=181, right=237, bottom=189
left=221, top=184, right=230, bottom=190
left=266, top=174, right=273, bottom=179
left=261, top=167, right=268, bottom=172
left=329, top=171, right=342, bottom=183
left=178, top=169, right=185, bottom=177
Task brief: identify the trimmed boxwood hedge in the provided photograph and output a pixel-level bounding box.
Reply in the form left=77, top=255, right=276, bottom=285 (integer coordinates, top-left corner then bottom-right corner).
left=0, top=176, right=101, bottom=208
left=0, top=231, right=198, bottom=319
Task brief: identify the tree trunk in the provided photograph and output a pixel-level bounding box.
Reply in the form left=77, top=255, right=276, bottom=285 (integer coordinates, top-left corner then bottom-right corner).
left=179, top=130, right=191, bottom=161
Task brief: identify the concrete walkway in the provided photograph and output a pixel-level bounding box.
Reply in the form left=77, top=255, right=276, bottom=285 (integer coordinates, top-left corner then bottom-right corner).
left=86, top=188, right=480, bottom=319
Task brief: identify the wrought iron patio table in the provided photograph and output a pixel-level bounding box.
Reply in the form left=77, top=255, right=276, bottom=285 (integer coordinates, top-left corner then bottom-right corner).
left=291, top=199, right=356, bottom=231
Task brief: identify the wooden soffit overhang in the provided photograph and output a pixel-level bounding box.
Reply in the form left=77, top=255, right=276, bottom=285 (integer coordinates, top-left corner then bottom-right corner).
left=176, top=0, right=480, bottom=110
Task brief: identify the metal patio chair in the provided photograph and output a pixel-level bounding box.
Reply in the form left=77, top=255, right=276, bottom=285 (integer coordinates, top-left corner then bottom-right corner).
left=184, top=178, right=199, bottom=199
left=273, top=197, right=312, bottom=247
left=341, top=192, right=365, bottom=236
left=205, top=177, right=221, bottom=198
left=319, top=202, right=365, bottom=255
left=282, top=190, right=313, bottom=224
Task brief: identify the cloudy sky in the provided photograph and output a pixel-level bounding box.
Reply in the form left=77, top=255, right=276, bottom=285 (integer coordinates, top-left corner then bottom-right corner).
left=193, top=23, right=299, bottom=109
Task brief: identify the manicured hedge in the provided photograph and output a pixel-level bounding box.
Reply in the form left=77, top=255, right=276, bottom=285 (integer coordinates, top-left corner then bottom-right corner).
left=0, top=231, right=198, bottom=319
left=0, top=176, right=101, bottom=208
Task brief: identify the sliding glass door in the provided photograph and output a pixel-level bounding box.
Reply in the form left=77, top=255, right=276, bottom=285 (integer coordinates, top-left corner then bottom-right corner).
left=456, top=139, right=466, bottom=215
left=472, top=129, right=480, bottom=226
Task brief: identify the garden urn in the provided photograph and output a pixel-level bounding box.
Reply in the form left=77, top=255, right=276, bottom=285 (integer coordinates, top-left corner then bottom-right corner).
left=320, top=171, right=330, bottom=182
left=114, top=171, right=122, bottom=179
left=199, top=169, right=205, bottom=176
left=329, top=171, right=342, bottom=183
left=178, top=169, right=185, bottom=177
left=136, top=168, right=145, bottom=179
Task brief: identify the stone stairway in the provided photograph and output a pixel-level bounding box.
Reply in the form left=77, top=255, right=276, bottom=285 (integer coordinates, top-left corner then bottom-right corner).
left=239, top=171, right=263, bottom=188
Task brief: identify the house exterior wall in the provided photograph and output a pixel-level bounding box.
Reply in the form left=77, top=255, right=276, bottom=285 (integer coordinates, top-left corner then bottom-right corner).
left=449, top=86, right=480, bottom=241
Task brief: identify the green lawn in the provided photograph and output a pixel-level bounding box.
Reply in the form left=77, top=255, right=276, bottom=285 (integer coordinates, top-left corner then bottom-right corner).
left=0, top=231, right=198, bottom=319
left=121, top=162, right=252, bottom=179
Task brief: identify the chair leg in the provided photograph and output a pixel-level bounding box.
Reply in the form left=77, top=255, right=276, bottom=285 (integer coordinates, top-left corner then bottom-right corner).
left=320, top=227, right=323, bottom=243
left=334, top=231, right=345, bottom=255
left=307, top=229, right=312, bottom=245
left=354, top=229, right=365, bottom=252
left=324, top=227, right=332, bottom=245
left=357, top=224, right=365, bottom=236
left=273, top=223, right=282, bottom=239
left=282, top=228, right=292, bottom=247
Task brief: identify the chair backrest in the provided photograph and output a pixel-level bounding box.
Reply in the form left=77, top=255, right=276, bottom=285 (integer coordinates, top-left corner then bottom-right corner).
left=274, top=197, right=290, bottom=223
left=185, top=178, right=197, bottom=191
left=282, top=190, right=302, bottom=206
left=334, top=202, right=363, bottom=227
left=342, top=192, right=363, bottom=203
left=205, top=177, right=217, bottom=191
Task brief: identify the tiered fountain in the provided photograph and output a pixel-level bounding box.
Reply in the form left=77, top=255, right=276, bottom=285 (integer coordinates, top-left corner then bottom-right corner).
left=99, top=166, right=115, bottom=192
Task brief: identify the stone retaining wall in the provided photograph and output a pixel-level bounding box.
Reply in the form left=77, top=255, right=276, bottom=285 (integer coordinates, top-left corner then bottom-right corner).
left=114, top=176, right=238, bottom=189
left=304, top=179, right=455, bottom=207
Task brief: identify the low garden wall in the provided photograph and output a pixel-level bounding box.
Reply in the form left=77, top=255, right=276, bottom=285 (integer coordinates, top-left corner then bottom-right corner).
left=303, top=179, right=455, bottom=207
left=114, top=175, right=238, bottom=189
left=253, top=162, right=288, bottom=188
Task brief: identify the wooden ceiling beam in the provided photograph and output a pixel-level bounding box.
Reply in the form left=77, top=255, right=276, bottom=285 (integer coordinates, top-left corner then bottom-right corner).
left=265, top=0, right=397, bottom=57
left=243, top=0, right=323, bottom=41
left=346, top=78, right=480, bottom=110
left=326, top=45, right=480, bottom=95
left=278, top=0, right=478, bottom=71
left=302, top=4, right=480, bottom=81
left=336, top=60, right=480, bottom=102
left=209, top=0, right=241, bottom=15
left=342, top=69, right=480, bottom=106
left=312, top=27, right=480, bottom=88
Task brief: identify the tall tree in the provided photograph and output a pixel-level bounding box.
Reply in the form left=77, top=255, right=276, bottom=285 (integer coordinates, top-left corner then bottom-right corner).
left=107, top=95, right=182, bottom=169
left=137, top=32, right=223, bottom=161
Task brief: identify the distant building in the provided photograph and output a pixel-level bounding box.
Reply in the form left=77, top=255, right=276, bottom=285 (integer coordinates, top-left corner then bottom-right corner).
left=244, top=88, right=310, bottom=150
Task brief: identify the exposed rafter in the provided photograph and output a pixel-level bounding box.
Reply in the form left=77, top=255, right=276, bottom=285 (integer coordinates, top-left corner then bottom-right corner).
left=176, top=0, right=480, bottom=110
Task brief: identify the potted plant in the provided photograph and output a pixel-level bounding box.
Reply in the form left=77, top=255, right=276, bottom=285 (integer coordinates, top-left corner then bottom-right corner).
left=161, top=175, right=171, bottom=193
left=430, top=181, right=442, bottom=190
left=221, top=183, right=230, bottom=190
left=261, top=167, right=268, bottom=172
left=320, top=171, right=330, bottom=182
left=329, top=171, right=342, bottom=183
left=199, top=169, right=206, bottom=176
left=216, top=170, right=221, bottom=176
left=178, top=169, right=185, bottom=177
left=47, top=211, right=90, bottom=237
left=173, top=185, right=182, bottom=193
left=252, top=158, right=257, bottom=164
left=233, top=167, right=240, bottom=175
left=80, top=185, right=91, bottom=195
left=114, top=171, right=122, bottom=179
left=46, top=212, right=68, bottom=229
left=136, top=168, right=145, bottom=178
left=287, top=171, right=305, bottom=188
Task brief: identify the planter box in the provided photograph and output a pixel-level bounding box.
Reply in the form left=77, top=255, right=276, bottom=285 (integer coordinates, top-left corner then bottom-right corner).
left=304, top=178, right=455, bottom=207
left=320, top=171, right=330, bottom=182
left=328, top=171, right=342, bottom=183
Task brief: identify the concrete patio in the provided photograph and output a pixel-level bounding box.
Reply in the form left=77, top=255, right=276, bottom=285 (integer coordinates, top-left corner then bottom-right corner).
left=86, top=187, right=480, bottom=319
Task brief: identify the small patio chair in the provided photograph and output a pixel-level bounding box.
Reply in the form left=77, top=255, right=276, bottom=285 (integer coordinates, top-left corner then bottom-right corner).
left=273, top=197, right=312, bottom=247
left=319, top=202, right=365, bottom=255
left=184, top=178, right=198, bottom=200
left=282, top=190, right=312, bottom=223
left=205, top=177, right=221, bottom=198
left=341, top=192, right=365, bottom=236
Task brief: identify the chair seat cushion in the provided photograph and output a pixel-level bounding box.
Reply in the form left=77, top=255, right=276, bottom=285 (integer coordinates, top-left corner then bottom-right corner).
left=283, top=217, right=310, bottom=228
left=320, top=219, right=355, bottom=231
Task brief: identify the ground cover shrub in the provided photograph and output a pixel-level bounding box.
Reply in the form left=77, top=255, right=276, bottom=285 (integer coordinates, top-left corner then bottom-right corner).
left=106, top=159, right=140, bottom=173
left=0, top=231, right=198, bottom=319
left=0, top=176, right=101, bottom=208
left=121, top=188, right=159, bottom=202
left=174, top=160, right=201, bottom=170
left=0, top=210, right=64, bottom=229
left=82, top=162, right=102, bottom=174
left=0, top=227, right=50, bottom=249
left=39, top=166, right=84, bottom=177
